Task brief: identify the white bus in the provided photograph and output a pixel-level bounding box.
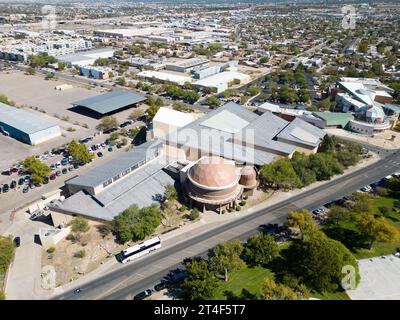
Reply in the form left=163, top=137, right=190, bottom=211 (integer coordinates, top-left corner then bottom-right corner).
left=117, top=236, right=161, bottom=263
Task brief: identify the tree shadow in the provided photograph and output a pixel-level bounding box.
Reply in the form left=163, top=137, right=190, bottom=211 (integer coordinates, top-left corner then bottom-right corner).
left=224, top=289, right=259, bottom=300
left=323, top=226, right=369, bottom=251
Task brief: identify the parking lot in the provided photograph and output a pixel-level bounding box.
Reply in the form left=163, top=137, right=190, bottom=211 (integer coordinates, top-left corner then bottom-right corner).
left=0, top=124, right=143, bottom=215
left=347, top=255, right=400, bottom=300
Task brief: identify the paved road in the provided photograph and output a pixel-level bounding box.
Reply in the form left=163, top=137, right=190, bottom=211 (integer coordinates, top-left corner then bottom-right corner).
left=53, top=150, right=400, bottom=300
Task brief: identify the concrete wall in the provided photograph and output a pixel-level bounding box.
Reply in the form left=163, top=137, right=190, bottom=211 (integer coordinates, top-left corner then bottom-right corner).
left=40, top=226, right=71, bottom=249
left=50, top=211, right=74, bottom=228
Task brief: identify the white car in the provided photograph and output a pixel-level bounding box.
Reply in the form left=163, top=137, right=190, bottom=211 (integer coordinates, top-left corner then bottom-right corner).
left=384, top=175, right=393, bottom=180
left=361, top=186, right=372, bottom=192
left=393, top=172, right=400, bottom=178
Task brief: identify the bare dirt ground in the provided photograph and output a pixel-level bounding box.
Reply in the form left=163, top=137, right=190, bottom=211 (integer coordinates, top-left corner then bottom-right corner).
left=41, top=221, right=125, bottom=287
left=41, top=203, right=189, bottom=287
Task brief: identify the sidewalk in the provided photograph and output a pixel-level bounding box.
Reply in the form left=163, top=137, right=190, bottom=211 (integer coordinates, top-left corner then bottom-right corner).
left=45, top=152, right=382, bottom=299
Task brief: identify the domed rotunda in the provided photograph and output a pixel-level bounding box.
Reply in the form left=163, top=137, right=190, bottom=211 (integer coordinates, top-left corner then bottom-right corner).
left=185, top=156, right=244, bottom=212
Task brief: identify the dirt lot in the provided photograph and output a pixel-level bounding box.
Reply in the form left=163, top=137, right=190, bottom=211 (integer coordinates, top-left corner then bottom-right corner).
left=41, top=221, right=126, bottom=287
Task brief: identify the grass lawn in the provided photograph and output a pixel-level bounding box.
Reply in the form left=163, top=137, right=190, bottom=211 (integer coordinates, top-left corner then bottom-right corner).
left=311, top=290, right=350, bottom=300
left=214, top=266, right=274, bottom=299
left=323, top=194, right=400, bottom=259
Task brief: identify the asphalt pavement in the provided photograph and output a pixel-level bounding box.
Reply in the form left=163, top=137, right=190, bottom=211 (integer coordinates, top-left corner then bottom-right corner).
left=53, top=150, right=400, bottom=300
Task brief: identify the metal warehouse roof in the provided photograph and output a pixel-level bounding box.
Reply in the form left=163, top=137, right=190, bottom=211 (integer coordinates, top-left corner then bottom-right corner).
left=72, top=90, right=146, bottom=115
left=53, top=155, right=175, bottom=221
left=66, top=140, right=163, bottom=188
left=0, top=102, right=59, bottom=134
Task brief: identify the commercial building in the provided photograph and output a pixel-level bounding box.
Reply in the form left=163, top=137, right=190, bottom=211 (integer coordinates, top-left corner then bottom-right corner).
left=152, top=107, right=197, bottom=138
left=137, top=70, right=193, bottom=86
left=71, top=91, right=146, bottom=118
left=333, top=77, right=398, bottom=134
left=165, top=58, right=209, bottom=73
left=94, top=28, right=169, bottom=39
left=58, top=48, right=114, bottom=67
left=192, top=71, right=250, bottom=93
left=79, top=65, right=111, bottom=79
left=0, top=102, right=61, bottom=145
left=49, top=140, right=175, bottom=221
left=164, top=102, right=326, bottom=166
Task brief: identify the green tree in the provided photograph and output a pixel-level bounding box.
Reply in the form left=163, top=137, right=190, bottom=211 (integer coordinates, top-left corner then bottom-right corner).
left=181, top=260, right=220, bottom=300
left=245, top=233, right=279, bottom=266
left=259, top=158, right=301, bottom=190
left=205, top=95, right=221, bottom=108
left=357, top=214, right=400, bottom=248
left=286, top=209, right=319, bottom=238
left=68, top=140, right=94, bottom=165
left=146, top=105, right=160, bottom=123
left=113, top=205, right=161, bottom=243
left=285, top=231, right=359, bottom=292
left=209, top=239, right=245, bottom=282
left=97, top=116, right=118, bottom=132
left=308, top=153, right=343, bottom=181
left=290, top=152, right=317, bottom=186
left=21, top=156, right=51, bottom=185
left=164, top=184, right=178, bottom=201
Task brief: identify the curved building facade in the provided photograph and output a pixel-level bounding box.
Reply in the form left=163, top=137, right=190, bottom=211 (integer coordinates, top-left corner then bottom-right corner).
left=184, top=156, right=245, bottom=212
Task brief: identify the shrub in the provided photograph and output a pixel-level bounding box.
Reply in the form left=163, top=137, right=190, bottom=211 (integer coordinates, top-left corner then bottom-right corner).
left=46, top=246, right=56, bottom=254
left=71, top=217, right=90, bottom=233
left=0, top=291, right=5, bottom=300
left=179, top=205, right=188, bottom=212
left=74, top=250, right=86, bottom=258
left=189, top=208, right=200, bottom=220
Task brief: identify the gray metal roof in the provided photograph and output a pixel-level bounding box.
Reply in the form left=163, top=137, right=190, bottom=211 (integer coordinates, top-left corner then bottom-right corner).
left=72, top=91, right=146, bottom=115
left=0, top=102, right=59, bottom=134
left=66, top=140, right=163, bottom=188
left=276, top=117, right=326, bottom=147
left=53, top=156, right=175, bottom=221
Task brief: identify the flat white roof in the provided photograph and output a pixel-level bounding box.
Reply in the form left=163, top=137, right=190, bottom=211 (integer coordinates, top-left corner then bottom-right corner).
left=137, top=70, right=192, bottom=85
left=194, top=71, right=250, bottom=87
left=153, top=107, right=196, bottom=127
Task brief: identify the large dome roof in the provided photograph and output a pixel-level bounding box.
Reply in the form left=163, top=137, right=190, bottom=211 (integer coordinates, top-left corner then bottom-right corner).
left=188, top=156, right=240, bottom=189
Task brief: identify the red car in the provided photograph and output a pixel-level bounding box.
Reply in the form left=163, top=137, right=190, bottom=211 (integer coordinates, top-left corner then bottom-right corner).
left=49, top=173, right=56, bottom=180
left=10, top=167, right=18, bottom=174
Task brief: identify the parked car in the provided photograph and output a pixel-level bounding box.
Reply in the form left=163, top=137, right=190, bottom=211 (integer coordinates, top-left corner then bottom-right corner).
left=14, top=236, right=20, bottom=247
left=50, top=173, right=56, bottom=180
left=169, top=270, right=188, bottom=283
left=361, top=185, right=372, bottom=192
left=56, top=170, right=62, bottom=176
left=73, top=163, right=80, bottom=169
left=10, top=180, right=16, bottom=189
left=61, top=158, right=69, bottom=166
left=133, top=289, right=152, bottom=300
left=68, top=166, right=74, bottom=172
left=22, top=186, right=29, bottom=193
left=50, top=164, right=56, bottom=170
left=97, top=152, right=103, bottom=158
left=24, top=175, right=30, bottom=183
left=62, top=168, right=68, bottom=174
left=18, top=178, right=24, bottom=186
left=2, top=184, right=9, bottom=193
left=154, top=281, right=172, bottom=292
left=108, top=147, right=113, bottom=152
left=30, top=210, right=44, bottom=220
left=29, top=182, right=36, bottom=189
